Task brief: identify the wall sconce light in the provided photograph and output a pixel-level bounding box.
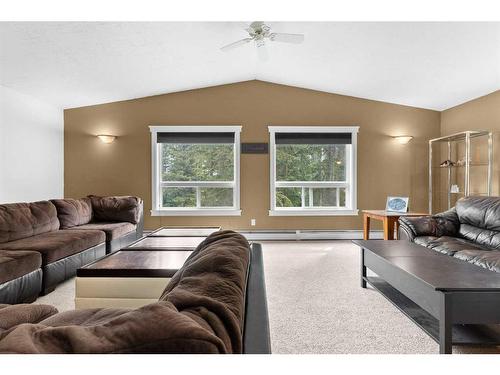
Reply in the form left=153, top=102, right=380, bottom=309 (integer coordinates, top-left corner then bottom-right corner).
left=394, top=135, right=413, bottom=145
left=97, top=135, right=116, bottom=144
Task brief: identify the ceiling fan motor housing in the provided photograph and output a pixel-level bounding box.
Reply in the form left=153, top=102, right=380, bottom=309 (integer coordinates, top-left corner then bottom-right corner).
left=248, top=22, right=270, bottom=47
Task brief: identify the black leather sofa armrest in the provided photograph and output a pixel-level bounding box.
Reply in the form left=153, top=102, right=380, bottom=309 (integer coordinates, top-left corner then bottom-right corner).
left=243, top=242, right=271, bottom=354
left=398, top=208, right=459, bottom=242
left=398, top=219, right=418, bottom=241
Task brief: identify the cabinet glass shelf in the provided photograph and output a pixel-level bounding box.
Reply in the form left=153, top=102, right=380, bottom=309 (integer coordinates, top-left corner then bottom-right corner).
left=429, top=130, right=493, bottom=214
left=432, top=163, right=489, bottom=169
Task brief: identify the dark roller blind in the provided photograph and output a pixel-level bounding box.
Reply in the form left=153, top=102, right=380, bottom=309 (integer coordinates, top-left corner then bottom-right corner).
left=157, top=132, right=235, bottom=144
left=275, top=132, right=352, bottom=145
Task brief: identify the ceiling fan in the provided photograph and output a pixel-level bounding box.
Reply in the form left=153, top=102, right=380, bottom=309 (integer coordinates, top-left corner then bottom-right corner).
left=220, top=22, right=305, bottom=60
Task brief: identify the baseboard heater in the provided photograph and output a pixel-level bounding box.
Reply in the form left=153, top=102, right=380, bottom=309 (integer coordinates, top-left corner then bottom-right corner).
left=235, top=229, right=384, bottom=241
left=143, top=229, right=384, bottom=241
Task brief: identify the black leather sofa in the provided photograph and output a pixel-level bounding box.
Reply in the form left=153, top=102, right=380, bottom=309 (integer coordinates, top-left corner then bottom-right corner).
left=399, top=196, right=500, bottom=272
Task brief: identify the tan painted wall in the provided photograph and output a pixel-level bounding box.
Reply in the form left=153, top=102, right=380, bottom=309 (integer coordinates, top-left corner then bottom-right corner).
left=64, top=80, right=440, bottom=230
left=440, top=90, right=500, bottom=198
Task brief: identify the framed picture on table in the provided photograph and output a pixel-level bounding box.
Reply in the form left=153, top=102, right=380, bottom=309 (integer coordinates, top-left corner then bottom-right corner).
left=386, top=196, right=409, bottom=213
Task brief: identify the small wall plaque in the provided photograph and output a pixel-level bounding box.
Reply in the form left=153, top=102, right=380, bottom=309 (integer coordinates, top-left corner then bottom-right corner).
left=241, top=143, right=269, bottom=154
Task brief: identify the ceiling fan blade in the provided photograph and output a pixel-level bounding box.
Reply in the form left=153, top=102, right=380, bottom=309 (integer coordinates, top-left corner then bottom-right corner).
left=269, top=33, right=304, bottom=44
left=220, top=38, right=253, bottom=52
left=257, top=44, right=269, bottom=62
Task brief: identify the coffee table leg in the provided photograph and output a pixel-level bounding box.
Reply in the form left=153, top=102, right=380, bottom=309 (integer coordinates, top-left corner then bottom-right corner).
left=360, top=247, right=367, bottom=288
left=439, top=293, right=452, bottom=354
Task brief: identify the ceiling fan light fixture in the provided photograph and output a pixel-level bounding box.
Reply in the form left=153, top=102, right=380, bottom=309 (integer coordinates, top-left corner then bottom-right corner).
left=220, top=21, right=305, bottom=56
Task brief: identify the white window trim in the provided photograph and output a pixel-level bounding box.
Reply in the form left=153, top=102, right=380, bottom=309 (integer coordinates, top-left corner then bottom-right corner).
left=150, top=125, right=242, bottom=216
left=268, top=126, right=359, bottom=216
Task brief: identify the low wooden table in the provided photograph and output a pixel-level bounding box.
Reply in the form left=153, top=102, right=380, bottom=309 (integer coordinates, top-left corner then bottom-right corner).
left=354, top=240, right=500, bottom=354
left=362, top=210, right=427, bottom=240
left=122, top=226, right=221, bottom=251
left=149, top=226, right=221, bottom=237
left=74, top=226, right=220, bottom=309
left=124, top=236, right=207, bottom=251
left=76, top=250, right=192, bottom=309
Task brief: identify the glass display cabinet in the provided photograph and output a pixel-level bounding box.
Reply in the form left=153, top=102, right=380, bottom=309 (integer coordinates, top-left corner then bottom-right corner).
left=429, top=130, right=493, bottom=214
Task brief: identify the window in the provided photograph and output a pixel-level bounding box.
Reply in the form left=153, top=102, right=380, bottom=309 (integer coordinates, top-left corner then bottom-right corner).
left=150, top=126, right=241, bottom=216
left=269, top=126, right=359, bottom=216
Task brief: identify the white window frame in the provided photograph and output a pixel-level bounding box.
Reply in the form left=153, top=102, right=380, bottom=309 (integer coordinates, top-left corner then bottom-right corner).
left=150, top=125, right=242, bottom=216
left=268, top=126, right=359, bottom=216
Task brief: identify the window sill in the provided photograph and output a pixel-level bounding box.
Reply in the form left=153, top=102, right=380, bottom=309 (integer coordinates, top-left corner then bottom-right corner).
left=151, top=209, right=242, bottom=217
left=268, top=209, right=359, bottom=217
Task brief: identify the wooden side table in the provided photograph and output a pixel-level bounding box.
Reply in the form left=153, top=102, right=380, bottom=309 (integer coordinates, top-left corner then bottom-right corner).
left=362, top=210, right=428, bottom=240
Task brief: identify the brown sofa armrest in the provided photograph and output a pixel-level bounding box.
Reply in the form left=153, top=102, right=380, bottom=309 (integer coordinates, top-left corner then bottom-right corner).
left=0, top=304, right=58, bottom=332
left=398, top=208, right=459, bottom=242
left=88, top=196, right=143, bottom=224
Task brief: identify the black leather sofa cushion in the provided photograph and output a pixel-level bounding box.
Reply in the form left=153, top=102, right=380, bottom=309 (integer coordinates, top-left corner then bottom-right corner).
left=0, top=250, right=41, bottom=284
left=70, top=222, right=136, bottom=241
left=456, top=196, right=500, bottom=232
left=459, top=223, right=500, bottom=250
left=1, top=230, right=105, bottom=265
left=413, top=236, right=439, bottom=247
left=414, top=235, right=488, bottom=256
left=454, top=249, right=500, bottom=273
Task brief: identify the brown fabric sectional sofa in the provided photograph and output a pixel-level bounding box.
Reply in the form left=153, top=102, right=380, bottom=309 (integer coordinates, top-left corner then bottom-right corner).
left=0, top=196, right=143, bottom=304
left=0, top=231, right=271, bottom=354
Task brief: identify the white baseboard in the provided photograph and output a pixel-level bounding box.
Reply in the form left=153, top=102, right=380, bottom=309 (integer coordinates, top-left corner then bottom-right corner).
left=237, top=229, right=384, bottom=241
left=144, top=229, right=384, bottom=241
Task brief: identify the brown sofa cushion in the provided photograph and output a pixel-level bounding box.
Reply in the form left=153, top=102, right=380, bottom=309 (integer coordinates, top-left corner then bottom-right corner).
left=0, top=230, right=250, bottom=354
left=0, top=230, right=105, bottom=265
left=70, top=222, right=136, bottom=241
left=0, top=304, right=58, bottom=333
left=159, top=230, right=250, bottom=353
left=50, top=198, right=92, bottom=229
left=0, top=201, right=60, bottom=243
left=88, top=196, right=142, bottom=224
left=0, top=250, right=42, bottom=284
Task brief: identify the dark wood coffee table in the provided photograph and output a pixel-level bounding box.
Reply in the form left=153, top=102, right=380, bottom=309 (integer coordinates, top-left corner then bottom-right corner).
left=75, top=249, right=193, bottom=309
left=354, top=240, right=500, bottom=354
left=149, top=226, right=221, bottom=237
left=122, top=226, right=221, bottom=251
left=124, top=236, right=207, bottom=251
left=75, top=226, right=221, bottom=309
left=78, top=250, right=192, bottom=278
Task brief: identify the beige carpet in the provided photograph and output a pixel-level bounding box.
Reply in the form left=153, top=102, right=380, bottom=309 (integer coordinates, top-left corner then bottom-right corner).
left=36, top=240, right=500, bottom=354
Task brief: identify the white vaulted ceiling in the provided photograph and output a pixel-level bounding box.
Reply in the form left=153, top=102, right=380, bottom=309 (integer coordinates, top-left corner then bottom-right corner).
left=0, top=22, right=499, bottom=110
